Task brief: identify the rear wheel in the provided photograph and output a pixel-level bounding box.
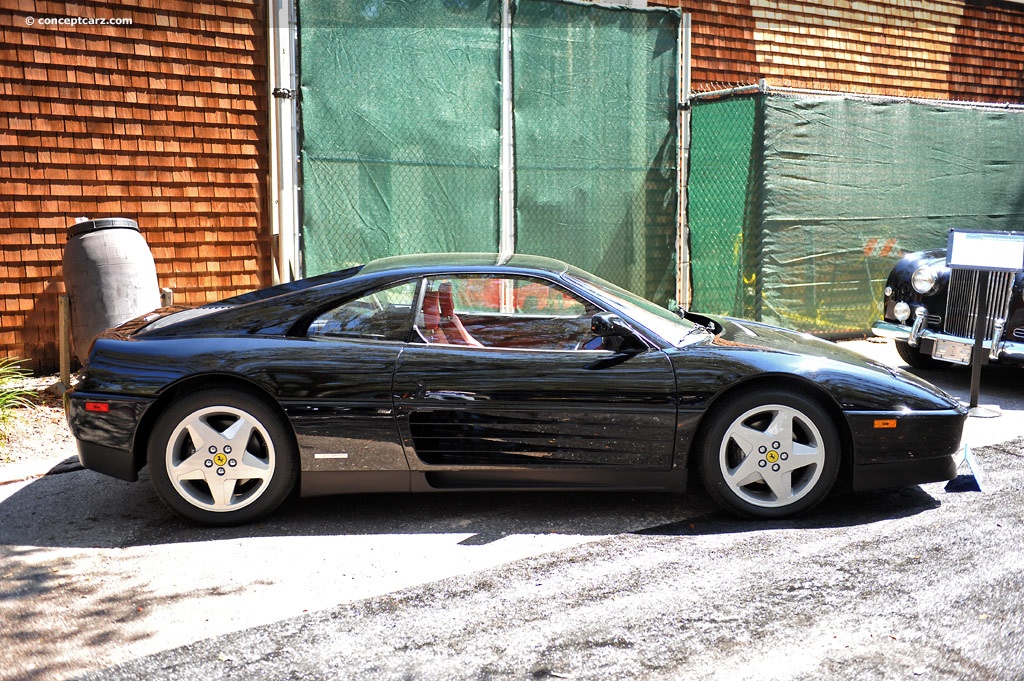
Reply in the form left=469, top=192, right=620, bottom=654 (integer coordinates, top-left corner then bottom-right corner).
left=147, top=388, right=297, bottom=526
left=699, top=390, right=840, bottom=519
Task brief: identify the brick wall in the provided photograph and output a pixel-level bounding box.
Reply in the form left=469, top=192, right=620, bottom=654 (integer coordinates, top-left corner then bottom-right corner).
left=0, top=1, right=270, bottom=372
left=659, top=0, right=1024, bottom=102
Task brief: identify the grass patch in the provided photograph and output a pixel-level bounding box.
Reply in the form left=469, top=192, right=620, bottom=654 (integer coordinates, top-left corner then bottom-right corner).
left=0, top=357, right=35, bottom=451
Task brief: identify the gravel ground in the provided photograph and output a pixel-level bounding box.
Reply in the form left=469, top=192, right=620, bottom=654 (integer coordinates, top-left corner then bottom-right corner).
left=2, top=349, right=1023, bottom=680
left=0, top=375, right=77, bottom=468
left=72, top=439, right=1024, bottom=681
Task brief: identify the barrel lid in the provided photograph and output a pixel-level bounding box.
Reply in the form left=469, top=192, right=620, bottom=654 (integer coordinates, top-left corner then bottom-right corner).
left=67, top=217, right=140, bottom=238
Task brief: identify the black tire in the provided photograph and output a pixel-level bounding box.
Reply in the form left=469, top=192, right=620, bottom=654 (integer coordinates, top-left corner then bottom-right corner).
left=147, top=388, right=297, bottom=526
left=699, top=389, right=841, bottom=519
left=895, top=340, right=948, bottom=370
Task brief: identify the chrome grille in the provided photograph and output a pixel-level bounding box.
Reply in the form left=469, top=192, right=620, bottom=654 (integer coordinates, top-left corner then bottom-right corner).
left=943, top=269, right=1014, bottom=341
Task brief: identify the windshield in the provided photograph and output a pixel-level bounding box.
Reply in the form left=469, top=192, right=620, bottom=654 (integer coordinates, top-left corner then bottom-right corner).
left=564, top=269, right=705, bottom=347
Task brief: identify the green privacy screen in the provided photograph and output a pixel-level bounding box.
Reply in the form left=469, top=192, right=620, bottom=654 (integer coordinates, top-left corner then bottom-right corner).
left=299, top=0, right=679, bottom=301
left=513, top=1, right=679, bottom=304
left=689, top=94, right=1024, bottom=336
left=299, top=0, right=502, bottom=274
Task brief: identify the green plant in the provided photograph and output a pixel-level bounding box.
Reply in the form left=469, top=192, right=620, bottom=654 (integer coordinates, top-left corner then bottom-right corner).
left=0, top=357, right=35, bottom=449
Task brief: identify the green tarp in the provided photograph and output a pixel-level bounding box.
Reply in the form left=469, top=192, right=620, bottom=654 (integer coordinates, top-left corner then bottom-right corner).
left=299, top=0, right=502, bottom=274
left=513, top=1, right=679, bottom=303
left=690, top=94, right=1024, bottom=335
left=298, top=0, right=679, bottom=302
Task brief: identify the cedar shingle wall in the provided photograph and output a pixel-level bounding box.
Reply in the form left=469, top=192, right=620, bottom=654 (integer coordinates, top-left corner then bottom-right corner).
left=4, top=0, right=1024, bottom=373
left=0, top=1, right=270, bottom=372
left=658, top=0, right=1024, bottom=102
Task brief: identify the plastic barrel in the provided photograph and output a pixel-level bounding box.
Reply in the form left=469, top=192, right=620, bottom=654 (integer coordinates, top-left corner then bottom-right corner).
left=62, top=218, right=161, bottom=362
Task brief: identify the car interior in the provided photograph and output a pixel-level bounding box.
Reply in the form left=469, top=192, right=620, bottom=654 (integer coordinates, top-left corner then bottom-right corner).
left=310, top=275, right=603, bottom=351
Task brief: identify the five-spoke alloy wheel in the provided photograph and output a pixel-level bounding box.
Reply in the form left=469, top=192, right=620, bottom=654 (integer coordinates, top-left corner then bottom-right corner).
left=148, top=388, right=297, bottom=525
left=700, top=389, right=840, bottom=518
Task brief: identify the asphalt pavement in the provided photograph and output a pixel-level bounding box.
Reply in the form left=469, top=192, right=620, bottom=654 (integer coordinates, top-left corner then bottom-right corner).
left=1, top=338, right=1022, bottom=680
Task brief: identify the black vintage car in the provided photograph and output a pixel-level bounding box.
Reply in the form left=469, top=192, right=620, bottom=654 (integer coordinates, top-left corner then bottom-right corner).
left=66, top=253, right=967, bottom=526
left=873, top=249, right=1024, bottom=368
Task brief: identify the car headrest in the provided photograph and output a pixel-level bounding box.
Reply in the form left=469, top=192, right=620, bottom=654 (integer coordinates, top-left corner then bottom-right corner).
left=438, top=282, right=455, bottom=318
left=421, top=291, right=440, bottom=329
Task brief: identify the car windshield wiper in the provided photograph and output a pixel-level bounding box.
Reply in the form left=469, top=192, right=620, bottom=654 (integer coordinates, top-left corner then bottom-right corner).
left=681, top=323, right=711, bottom=340
left=668, top=307, right=716, bottom=346
left=674, top=306, right=718, bottom=333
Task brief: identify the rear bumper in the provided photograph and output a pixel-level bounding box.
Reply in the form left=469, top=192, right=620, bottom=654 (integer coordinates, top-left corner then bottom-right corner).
left=76, top=439, right=140, bottom=482
left=65, top=391, right=153, bottom=482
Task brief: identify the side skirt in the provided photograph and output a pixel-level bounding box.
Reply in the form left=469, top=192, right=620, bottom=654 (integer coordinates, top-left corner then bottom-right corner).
left=300, top=469, right=689, bottom=497
left=415, top=469, right=688, bottom=493
left=301, top=471, right=411, bottom=497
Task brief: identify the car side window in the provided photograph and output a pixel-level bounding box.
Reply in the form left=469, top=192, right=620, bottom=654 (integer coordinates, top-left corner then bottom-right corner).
left=414, top=275, right=600, bottom=351
left=309, top=281, right=417, bottom=341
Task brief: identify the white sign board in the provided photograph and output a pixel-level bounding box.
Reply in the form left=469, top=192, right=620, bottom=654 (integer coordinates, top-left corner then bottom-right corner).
left=946, top=229, right=1024, bottom=272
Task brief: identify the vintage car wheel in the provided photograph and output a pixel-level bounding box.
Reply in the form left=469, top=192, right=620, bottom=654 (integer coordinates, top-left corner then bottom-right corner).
left=147, top=388, right=297, bottom=526
left=699, top=390, right=840, bottom=518
left=894, top=340, right=948, bottom=370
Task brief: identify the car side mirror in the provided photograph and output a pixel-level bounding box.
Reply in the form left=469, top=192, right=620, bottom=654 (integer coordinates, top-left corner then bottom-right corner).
left=590, top=312, right=646, bottom=354
left=591, top=312, right=631, bottom=337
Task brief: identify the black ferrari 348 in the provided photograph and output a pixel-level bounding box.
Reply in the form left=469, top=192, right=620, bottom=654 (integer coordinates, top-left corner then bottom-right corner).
left=66, top=253, right=967, bottom=525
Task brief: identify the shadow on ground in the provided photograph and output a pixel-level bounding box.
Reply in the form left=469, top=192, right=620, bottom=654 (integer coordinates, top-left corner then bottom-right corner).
left=1, top=460, right=944, bottom=552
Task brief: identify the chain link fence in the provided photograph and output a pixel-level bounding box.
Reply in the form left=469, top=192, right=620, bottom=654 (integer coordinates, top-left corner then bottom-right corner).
left=689, top=94, right=763, bottom=320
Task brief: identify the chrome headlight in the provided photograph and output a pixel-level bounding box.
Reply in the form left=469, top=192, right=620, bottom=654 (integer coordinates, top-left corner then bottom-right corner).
left=911, top=266, right=938, bottom=294
left=894, top=301, right=912, bottom=322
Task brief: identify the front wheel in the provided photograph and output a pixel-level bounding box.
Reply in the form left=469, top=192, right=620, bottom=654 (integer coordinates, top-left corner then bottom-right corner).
left=147, top=388, right=297, bottom=526
left=699, top=390, right=841, bottom=519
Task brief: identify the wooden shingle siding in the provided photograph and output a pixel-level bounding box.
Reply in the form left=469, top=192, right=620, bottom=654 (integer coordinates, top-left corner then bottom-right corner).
left=3, top=0, right=1023, bottom=372
left=0, top=1, right=270, bottom=371
left=658, top=0, right=1024, bottom=102
left=671, top=1, right=761, bottom=88
left=950, top=2, right=1024, bottom=102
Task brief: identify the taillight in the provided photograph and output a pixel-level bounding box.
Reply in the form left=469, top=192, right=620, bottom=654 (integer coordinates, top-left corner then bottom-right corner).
left=85, top=402, right=110, bottom=413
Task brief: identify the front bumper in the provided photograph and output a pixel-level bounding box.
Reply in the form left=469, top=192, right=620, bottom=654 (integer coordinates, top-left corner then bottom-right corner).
left=851, top=455, right=958, bottom=492
left=872, top=320, right=1024, bottom=364
left=846, top=406, right=966, bottom=491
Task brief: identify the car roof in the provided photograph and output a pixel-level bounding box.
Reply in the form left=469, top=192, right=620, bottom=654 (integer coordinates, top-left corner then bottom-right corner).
left=359, top=252, right=573, bottom=277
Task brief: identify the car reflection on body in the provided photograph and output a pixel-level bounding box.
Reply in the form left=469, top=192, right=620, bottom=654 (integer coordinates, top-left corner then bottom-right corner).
left=66, top=253, right=967, bottom=526
left=873, top=248, right=1024, bottom=368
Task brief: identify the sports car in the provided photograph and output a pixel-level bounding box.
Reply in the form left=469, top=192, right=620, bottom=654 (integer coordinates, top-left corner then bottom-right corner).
left=873, top=248, right=1024, bottom=368
left=66, top=253, right=967, bottom=525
